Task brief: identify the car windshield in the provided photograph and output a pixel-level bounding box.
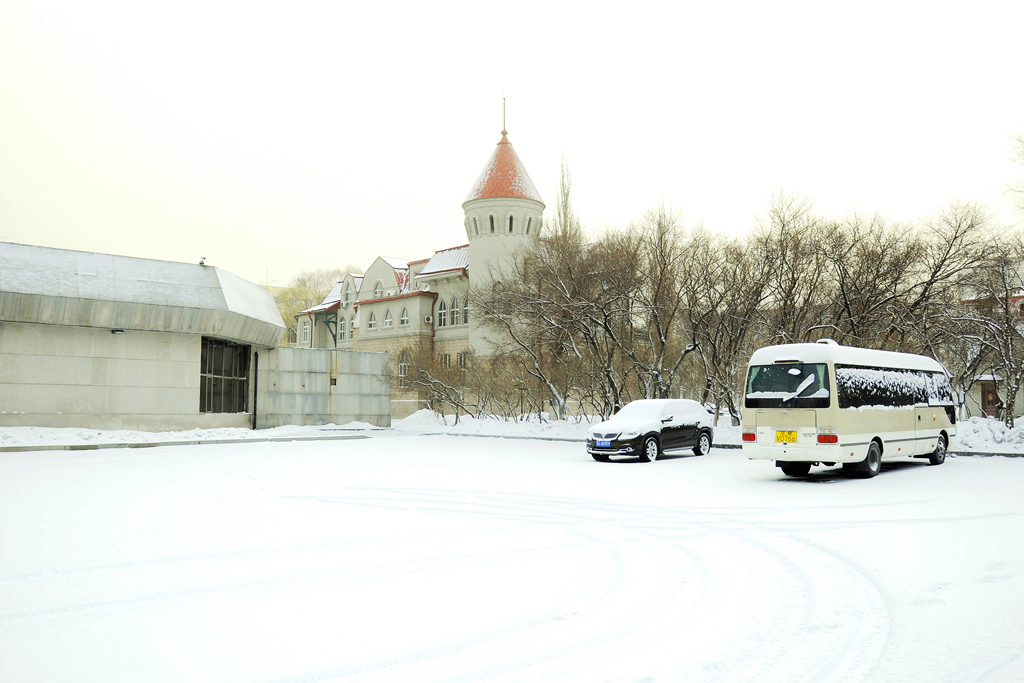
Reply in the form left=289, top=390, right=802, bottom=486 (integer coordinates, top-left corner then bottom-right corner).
left=745, top=363, right=830, bottom=409
left=613, top=401, right=667, bottom=421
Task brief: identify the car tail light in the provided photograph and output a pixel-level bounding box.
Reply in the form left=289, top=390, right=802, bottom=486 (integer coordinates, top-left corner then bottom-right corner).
left=742, top=427, right=756, bottom=442
left=817, top=428, right=838, bottom=444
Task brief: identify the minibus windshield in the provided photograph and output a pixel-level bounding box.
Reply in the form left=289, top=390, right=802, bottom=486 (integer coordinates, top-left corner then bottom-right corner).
left=745, top=363, right=831, bottom=409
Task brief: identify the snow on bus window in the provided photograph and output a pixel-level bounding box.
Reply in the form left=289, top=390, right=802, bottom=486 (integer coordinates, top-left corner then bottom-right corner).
left=928, top=372, right=955, bottom=406
left=745, top=363, right=830, bottom=409
left=835, top=365, right=928, bottom=409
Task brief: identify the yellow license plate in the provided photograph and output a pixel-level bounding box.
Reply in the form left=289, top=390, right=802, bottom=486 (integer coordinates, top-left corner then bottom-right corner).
left=776, top=430, right=798, bottom=443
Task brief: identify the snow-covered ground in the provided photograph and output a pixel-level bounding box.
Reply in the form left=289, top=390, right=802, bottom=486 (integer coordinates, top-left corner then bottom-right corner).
left=2, top=415, right=1024, bottom=682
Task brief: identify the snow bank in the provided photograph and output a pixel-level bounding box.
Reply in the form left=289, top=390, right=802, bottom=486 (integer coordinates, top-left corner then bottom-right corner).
left=955, top=416, right=1024, bottom=453
left=2, top=411, right=1020, bottom=453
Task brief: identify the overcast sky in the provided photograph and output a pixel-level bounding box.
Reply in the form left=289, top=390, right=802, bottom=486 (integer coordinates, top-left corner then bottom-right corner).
left=2, top=0, right=1022, bottom=287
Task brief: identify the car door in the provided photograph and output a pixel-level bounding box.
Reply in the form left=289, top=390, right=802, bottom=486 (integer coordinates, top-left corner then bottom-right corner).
left=658, top=404, right=682, bottom=450
left=672, top=400, right=700, bottom=448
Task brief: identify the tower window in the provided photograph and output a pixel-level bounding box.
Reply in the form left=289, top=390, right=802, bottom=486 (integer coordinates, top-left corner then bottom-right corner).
left=473, top=217, right=479, bottom=236
left=489, top=215, right=495, bottom=233
left=526, top=217, right=532, bottom=235
left=508, top=215, right=514, bottom=234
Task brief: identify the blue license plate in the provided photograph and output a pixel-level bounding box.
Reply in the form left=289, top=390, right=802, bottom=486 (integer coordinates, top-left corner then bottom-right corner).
left=597, top=440, right=611, bottom=448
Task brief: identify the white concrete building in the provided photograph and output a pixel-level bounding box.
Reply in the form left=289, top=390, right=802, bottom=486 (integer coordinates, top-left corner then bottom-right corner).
left=296, top=129, right=545, bottom=417
left=0, top=242, right=391, bottom=430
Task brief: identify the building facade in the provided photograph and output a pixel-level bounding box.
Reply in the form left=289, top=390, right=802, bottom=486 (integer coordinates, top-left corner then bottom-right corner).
left=296, top=129, right=545, bottom=417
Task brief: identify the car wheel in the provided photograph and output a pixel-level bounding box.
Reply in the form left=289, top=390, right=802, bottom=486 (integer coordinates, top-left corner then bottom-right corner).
left=854, top=441, right=882, bottom=478
left=693, top=432, right=712, bottom=456
left=928, top=433, right=947, bottom=466
left=591, top=452, right=610, bottom=462
left=779, top=462, right=811, bottom=477
left=640, top=436, right=659, bottom=462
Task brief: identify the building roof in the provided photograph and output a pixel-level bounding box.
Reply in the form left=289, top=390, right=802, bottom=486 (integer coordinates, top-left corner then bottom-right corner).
left=416, top=245, right=469, bottom=279
left=464, top=131, right=544, bottom=205
left=298, top=281, right=344, bottom=316
left=0, top=242, right=285, bottom=347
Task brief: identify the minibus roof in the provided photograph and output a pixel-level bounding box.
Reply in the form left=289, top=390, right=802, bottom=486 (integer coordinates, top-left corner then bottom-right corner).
left=748, top=342, right=946, bottom=373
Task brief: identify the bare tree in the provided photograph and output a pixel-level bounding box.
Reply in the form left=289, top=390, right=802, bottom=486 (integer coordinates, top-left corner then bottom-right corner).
left=276, top=267, right=360, bottom=345
left=947, top=231, right=1024, bottom=426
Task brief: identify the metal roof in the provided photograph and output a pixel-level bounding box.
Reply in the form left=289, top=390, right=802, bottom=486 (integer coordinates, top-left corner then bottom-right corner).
left=0, top=242, right=285, bottom=347
left=416, top=245, right=469, bottom=278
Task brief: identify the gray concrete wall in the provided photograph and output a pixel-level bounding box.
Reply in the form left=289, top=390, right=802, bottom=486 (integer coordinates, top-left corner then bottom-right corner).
left=255, top=347, right=391, bottom=428
left=0, top=322, right=250, bottom=430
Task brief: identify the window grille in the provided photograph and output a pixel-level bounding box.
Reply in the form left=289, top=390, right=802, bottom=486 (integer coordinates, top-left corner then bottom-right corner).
left=200, top=338, right=249, bottom=413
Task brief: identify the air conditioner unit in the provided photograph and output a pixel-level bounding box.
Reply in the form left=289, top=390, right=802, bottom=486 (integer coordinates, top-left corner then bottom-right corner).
left=424, top=315, right=432, bottom=324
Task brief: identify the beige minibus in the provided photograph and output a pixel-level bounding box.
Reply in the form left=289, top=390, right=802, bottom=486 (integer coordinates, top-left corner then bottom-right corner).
left=742, top=340, right=956, bottom=478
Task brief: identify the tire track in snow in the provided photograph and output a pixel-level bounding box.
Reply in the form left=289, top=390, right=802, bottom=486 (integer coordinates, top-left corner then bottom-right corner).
left=247, top=489, right=893, bottom=683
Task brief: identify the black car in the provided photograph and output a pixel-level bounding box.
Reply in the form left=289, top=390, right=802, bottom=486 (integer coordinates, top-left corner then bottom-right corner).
left=587, top=399, right=715, bottom=462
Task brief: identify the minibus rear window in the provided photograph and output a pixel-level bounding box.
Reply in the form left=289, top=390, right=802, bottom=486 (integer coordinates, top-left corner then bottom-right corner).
left=745, top=363, right=831, bottom=409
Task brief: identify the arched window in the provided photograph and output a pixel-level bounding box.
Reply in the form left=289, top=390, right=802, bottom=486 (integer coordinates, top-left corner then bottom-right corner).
left=400, top=308, right=409, bottom=326
left=373, top=281, right=384, bottom=298
left=383, top=309, right=392, bottom=328
left=489, top=215, right=495, bottom=234
left=473, top=217, right=479, bottom=236
left=451, top=298, right=461, bottom=326
left=367, top=312, right=377, bottom=330
left=343, top=282, right=352, bottom=304
left=437, top=300, right=447, bottom=327
left=463, top=300, right=469, bottom=324
left=526, top=217, right=532, bottom=235
left=508, top=215, right=514, bottom=234
left=339, top=317, right=346, bottom=341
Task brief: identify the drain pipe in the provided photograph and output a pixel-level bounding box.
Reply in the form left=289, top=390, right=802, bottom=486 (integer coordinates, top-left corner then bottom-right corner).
left=252, top=351, right=259, bottom=430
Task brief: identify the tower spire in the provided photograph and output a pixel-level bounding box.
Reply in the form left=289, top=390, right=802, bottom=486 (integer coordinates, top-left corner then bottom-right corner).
left=502, top=96, right=506, bottom=135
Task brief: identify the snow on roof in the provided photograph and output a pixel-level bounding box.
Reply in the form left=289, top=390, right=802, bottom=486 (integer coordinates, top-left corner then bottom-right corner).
left=297, top=281, right=344, bottom=316
left=748, top=342, right=946, bottom=373
left=464, top=131, right=544, bottom=205
left=381, top=257, right=410, bottom=270
left=416, top=245, right=469, bottom=278
left=0, top=242, right=285, bottom=346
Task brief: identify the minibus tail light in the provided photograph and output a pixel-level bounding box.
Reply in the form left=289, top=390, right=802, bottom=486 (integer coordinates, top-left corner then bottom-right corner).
left=817, top=428, right=838, bottom=444
left=742, top=427, right=756, bottom=442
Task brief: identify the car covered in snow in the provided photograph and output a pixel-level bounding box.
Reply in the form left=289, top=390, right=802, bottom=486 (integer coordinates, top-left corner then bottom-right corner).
left=587, top=399, right=714, bottom=462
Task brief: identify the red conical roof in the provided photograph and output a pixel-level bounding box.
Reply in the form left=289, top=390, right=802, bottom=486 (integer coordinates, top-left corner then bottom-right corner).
left=464, top=131, right=544, bottom=205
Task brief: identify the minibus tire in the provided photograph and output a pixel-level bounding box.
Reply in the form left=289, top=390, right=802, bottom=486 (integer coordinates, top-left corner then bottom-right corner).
left=928, top=434, right=947, bottom=466
left=779, top=462, right=811, bottom=477
left=855, top=442, right=882, bottom=478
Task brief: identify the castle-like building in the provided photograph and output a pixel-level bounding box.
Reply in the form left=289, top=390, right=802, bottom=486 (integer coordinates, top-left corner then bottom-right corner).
left=295, top=129, right=545, bottom=417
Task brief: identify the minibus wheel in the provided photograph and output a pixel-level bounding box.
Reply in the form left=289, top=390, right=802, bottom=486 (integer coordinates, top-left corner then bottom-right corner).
left=779, top=462, right=811, bottom=477
left=855, top=442, right=882, bottom=478
left=928, top=434, right=947, bottom=466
